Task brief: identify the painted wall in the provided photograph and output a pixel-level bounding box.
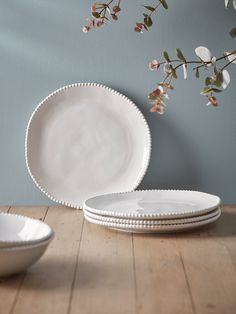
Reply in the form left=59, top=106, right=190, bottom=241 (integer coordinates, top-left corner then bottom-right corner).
left=0, top=0, right=235, bottom=205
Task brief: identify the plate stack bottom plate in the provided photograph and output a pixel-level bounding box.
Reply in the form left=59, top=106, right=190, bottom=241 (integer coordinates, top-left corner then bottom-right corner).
left=83, top=190, right=221, bottom=233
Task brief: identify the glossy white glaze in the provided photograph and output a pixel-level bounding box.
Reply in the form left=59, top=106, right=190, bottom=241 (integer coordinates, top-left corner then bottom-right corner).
left=0, top=238, right=52, bottom=277
left=84, top=209, right=221, bottom=233
left=83, top=207, right=221, bottom=225
left=84, top=190, right=221, bottom=219
left=0, top=213, right=54, bottom=248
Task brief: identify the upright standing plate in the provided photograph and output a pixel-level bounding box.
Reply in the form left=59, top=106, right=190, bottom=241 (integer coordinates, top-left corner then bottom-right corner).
left=26, top=83, right=151, bottom=208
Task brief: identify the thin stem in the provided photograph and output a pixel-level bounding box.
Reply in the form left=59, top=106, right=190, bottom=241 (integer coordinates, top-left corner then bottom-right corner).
left=107, top=0, right=114, bottom=5
left=192, top=51, right=236, bottom=70
left=98, top=0, right=114, bottom=17
left=159, top=51, right=236, bottom=78
left=174, top=63, right=185, bottom=71
left=221, top=57, right=236, bottom=71
left=148, top=2, right=161, bottom=17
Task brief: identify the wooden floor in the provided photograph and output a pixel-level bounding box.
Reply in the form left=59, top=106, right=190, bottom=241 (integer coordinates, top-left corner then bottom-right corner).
left=0, top=206, right=236, bottom=314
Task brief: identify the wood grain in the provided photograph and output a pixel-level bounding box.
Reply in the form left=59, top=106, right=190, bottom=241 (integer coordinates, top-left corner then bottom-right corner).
left=11, top=206, right=83, bottom=314
left=0, top=207, right=47, bottom=314
left=0, top=206, right=235, bottom=314
left=176, top=208, right=236, bottom=314
left=0, top=206, right=10, bottom=213
left=208, top=206, right=236, bottom=270
left=69, top=220, right=136, bottom=314
left=133, top=234, right=194, bottom=314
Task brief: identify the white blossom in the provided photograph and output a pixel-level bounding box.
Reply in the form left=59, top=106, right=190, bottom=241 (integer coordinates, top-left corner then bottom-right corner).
left=182, top=64, right=187, bottom=79
left=225, top=0, right=236, bottom=9
left=225, top=51, right=236, bottom=63
left=195, top=46, right=215, bottom=65
left=233, top=0, right=236, bottom=9
left=225, top=0, right=230, bottom=8
left=163, top=63, right=172, bottom=74
left=222, top=69, right=230, bottom=89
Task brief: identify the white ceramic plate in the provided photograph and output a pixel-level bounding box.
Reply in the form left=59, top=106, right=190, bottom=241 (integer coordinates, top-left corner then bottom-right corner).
left=26, top=83, right=151, bottom=208
left=84, top=190, right=221, bottom=219
left=0, top=237, right=53, bottom=277
left=0, top=213, right=54, bottom=248
left=84, top=209, right=221, bottom=233
left=83, top=207, right=221, bottom=225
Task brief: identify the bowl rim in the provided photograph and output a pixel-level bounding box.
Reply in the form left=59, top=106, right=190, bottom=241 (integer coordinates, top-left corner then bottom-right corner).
left=0, top=234, right=54, bottom=252
left=0, top=212, right=54, bottom=246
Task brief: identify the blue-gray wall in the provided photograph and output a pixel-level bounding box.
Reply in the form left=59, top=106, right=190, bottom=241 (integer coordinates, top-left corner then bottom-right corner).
left=0, top=0, right=235, bottom=205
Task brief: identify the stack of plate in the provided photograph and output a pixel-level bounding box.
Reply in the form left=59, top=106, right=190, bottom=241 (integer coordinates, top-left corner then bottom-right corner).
left=83, top=190, right=221, bottom=233
left=0, top=213, right=54, bottom=277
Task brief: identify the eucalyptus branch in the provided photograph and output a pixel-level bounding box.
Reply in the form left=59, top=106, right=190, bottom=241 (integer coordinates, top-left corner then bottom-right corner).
left=220, top=57, right=236, bottom=71
left=82, top=1, right=236, bottom=115
left=83, top=0, right=121, bottom=32
left=135, top=0, right=168, bottom=32
left=193, top=51, right=236, bottom=71
left=148, top=47, right=236, bottom=113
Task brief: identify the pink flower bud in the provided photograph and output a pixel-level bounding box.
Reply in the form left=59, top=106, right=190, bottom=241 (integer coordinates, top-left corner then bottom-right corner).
left=111, top=14, right=118, bottom=21
left=82, top=26, right=90, bottom=33
left=134, top=26, right=142, bottom=33
left=91, top=4, right=97, bottom=12
left=113, top=6, right=121, bottom=13
left=151, top=89, right=161, bottom=97
left=97, top=20, right=104, bottom=28
left=150, top=105, right=165, bottom=114
left=207, top=96, right=218, bottom=107
left=149, top=60, right=160, bottom=71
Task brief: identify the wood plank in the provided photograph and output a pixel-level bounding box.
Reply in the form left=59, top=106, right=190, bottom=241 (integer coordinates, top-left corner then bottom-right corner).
left=133, top=234, right=194, bottom=314
left=0, top=207, right=47, bottom=314
left=0, top=206, right=11, bottom=213
left=177, top=218, right=236, bottom=314
left=70, top=220, right=136, bottom=314
left=207, top=206, right=236, bottom=269
left=9, top=206, right=48, bottom=220
left=10, top=206, right=83, bottom=314
left=0, top=206, right=235, bottom=314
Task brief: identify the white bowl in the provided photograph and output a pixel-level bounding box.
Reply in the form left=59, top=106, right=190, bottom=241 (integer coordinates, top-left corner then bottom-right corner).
left=0, top=237, right=53, bottom=277
left=0, top=213, right=54, bottom=248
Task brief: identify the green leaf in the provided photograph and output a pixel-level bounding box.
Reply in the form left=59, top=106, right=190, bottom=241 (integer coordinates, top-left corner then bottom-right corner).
left=171, top=66, right=178, bottom=79
left=143, top=5, right=156, bottom=12
left=159, top=0, right=168, bottom=9
left=95, top=4, right=107, bottom=8
left=201, top=87, right=213, bottom=95
left=201, top=87, right=222, bottom=95
left=148, top=93, right=157, bottom=100
left=143, top=23, right=148, bottom=31
left=214, top=66, right=219, bottom=76
left=211, top=88, right=222, bottom=93
left=229, top=27, right=236, bottom=39
left=214, top=72, right=223, bottom=87
left=92, top=12, right=102, bottom=18
left=205, top=77, right=212, bottom=86
left=144, top=16, right=152, bottom=27
left=195, top=68, right=200, bottom=78
left=163, top=51, right=170, bottom=62
left=176, top=48, right=186, bottom=63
